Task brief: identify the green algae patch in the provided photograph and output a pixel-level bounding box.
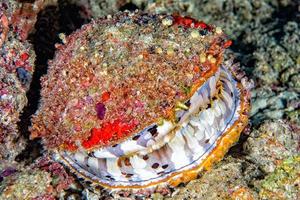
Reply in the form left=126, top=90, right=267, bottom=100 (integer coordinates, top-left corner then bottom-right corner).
left=259, top=155, right=300, bottom=200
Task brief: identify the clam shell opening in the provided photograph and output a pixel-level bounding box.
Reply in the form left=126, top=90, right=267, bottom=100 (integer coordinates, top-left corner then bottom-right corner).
left=58, top=64, right=250, bottom=190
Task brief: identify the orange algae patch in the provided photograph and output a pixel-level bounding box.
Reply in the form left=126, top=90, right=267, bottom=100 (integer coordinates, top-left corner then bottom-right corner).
left=101, top=91, right=110, bottom=102
left=172, top=15, right=210, bottom=30
left=223, top=40, right=233, bottom=48
left=193, top=65, right=200, bottom=73
left=64, top=119, right=137, bottom=151
left=64, top=141, right=78, bottom=151
left=231, top=187, right=255, bottom=200
left=81, top=119, right=137, bottom=149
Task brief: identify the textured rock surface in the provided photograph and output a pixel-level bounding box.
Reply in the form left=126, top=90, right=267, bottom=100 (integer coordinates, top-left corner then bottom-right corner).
left=258, top=156, right=300, bottom=200
left=251, top=87, right=299, bottom=126
left=164, top=157, right=259, bottom=200
left=0, top=167, right=52, bottom=200
left=244, top=120, right=299, bottom=174
left=0, top=156, right=75, bottom=200
left=0, top=0, right=37, bottom=161
left=0, top=67, right=27, bottom=161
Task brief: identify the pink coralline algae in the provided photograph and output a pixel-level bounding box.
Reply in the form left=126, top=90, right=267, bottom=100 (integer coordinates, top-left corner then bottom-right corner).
left=0, top=13, right=9, bottom=48
left=1, top=0, right=57, bottom=41
left=0, top=0, right=53, bottom=160
left=0, top=67, right=27, bottom=160
left=35, top=157, right=74, bottom=193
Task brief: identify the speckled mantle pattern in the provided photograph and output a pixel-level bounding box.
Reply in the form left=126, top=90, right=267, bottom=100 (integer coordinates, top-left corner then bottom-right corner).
left=30, top=12, right=251, bottom=192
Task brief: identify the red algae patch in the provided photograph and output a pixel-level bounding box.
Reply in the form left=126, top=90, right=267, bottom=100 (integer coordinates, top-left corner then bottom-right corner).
left=31, top=12, right=229, bottom=151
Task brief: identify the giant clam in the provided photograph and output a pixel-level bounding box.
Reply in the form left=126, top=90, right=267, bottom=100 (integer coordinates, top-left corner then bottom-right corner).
left=30, top=12, right=252, bottom=193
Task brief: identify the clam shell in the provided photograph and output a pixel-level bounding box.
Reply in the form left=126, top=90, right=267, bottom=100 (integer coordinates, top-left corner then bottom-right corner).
left=57, top=66, right=251, bottom=190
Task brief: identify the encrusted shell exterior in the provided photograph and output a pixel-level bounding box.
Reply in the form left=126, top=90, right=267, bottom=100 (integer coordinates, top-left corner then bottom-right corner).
left=30, top=12, right=251, bottom=193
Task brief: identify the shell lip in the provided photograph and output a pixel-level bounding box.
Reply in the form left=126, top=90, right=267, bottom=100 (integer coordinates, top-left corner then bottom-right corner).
left=82, top=68, right=222, bottom=158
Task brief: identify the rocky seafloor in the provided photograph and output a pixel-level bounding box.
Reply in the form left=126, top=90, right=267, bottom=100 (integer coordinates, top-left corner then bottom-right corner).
left=0, top=0, right=299, bottom=199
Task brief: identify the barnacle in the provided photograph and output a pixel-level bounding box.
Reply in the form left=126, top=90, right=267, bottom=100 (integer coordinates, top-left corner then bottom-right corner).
left=30, top=12, right=251, bottom=193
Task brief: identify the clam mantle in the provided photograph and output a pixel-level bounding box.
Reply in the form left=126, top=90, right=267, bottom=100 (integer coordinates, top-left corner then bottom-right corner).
left=30, top=12, right=251, bottom=191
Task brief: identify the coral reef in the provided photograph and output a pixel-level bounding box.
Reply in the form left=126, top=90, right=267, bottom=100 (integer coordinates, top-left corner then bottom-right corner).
left=0, top=0, right=38, bottom=161
left=0, top=157, right=75, bottom=200
left=1, top=0, right=57, bottom=41
left=251, top=87, right=299, bottom=126
left=0, top=0, right=299, bottom=199
left=0, top=29, right=35, bottom=90
left=34, top=157, right=74, bottom=193
left=0, top=170, right=52, bottom=200
left=249, top=20, right=300, bottom=125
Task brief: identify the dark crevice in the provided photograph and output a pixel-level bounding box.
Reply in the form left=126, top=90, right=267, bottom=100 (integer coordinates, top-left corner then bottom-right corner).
left=269, top=1, right=300, bottom=42
left=228, top=133, right=249, bottom=157
left=16, top=0, right=35, bottom=3
left=230, top=31, right=256, bottom=55
left=16, top=1, right=90, bottom=164
left=58, top=1, right=90, bottom=35
left=16, top=6, right=60, bottom=164
left=228, top=0, right=299, bottom=82
left=229, top=30, right=257, bottom=79
left=119, top=3, right=139, bottom=12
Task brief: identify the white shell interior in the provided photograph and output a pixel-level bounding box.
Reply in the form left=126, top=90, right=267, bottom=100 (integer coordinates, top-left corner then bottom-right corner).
left=58, top=66, right=241, bottom=187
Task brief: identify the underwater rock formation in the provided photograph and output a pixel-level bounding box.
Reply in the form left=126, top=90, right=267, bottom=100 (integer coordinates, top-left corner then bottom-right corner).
left=0, top=0, right=298, bottom=199
left=244, top=120, right=299, bottom=174
left=0, top=162, right=52, bottom=200
left=0, top=0, right=71, bottom=161
left=0, top=0, right=39, bottom=161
